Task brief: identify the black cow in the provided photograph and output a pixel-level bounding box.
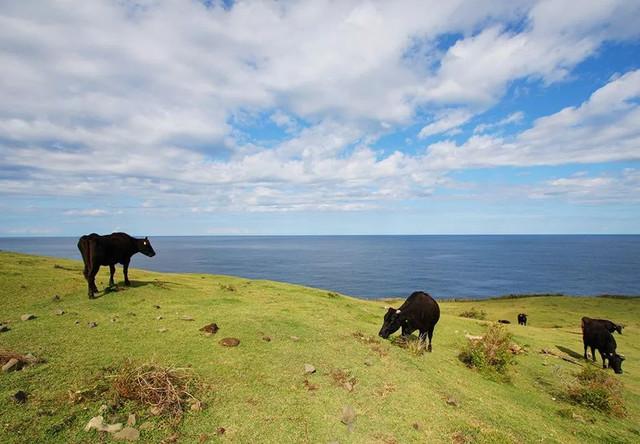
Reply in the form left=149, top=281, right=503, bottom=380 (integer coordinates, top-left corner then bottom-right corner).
left=378, top=291, right=440, bottom=352
left=77, top=232, right=156, bottom=298
left=581, top=316, right=622, bottom=334
left=518, top=313, right=527, bottom=326
left=581, top=318, right=625, bottom=374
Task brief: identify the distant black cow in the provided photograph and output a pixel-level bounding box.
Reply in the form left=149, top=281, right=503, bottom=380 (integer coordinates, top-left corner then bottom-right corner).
left=581, top=318, right=625, bottom=374
left=77, top=232, right=156, bottom=298
left=518, top=313, right=528, bottom=326
left=378, top=291, right=440, bottom=352
left=581, top=316, right=623, bottom=334
left=498, top=319, right=511, bottom=324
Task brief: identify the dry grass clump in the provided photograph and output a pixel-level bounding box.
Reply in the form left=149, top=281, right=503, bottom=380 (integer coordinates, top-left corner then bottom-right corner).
left=459, top=324, right=515, bottom=378
left=565, top=366, right=626, bottom=417
left=0, top=349, right=41, bottom=367
left=391, top=335, right=427, bottom=356
left=352, top=331, right=380, bottom=344
left=111, top=360, right=199, bottom=417
left=459, top=307, right=487, bottom=320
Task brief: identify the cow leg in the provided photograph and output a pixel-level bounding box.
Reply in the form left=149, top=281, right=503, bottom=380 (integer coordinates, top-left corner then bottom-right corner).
left=88, top=265, right=100, bottom=299
left=123, top=260, right=131, bottom=286
left=583, top=343, right=588, bottom=360
left=599, top=351, right=608, bottom=369
left=109, top=264, right=116, bottom=287
left=427, top=327, right=434, bottom=352
left=591, top=346, right=596, bottom=362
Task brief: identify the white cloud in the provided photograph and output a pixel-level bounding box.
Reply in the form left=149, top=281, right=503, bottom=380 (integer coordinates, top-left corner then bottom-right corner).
left=63, top=209, right=109, bottom=217
left=530, top=169, right=640, bottom=203
left=474, top=111, right=524, bottom=134
left=418, top=108, right=473, bottom=138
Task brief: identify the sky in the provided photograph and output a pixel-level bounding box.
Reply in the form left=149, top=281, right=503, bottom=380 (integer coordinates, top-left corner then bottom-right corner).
left=1, top=0, right=639, bottom=236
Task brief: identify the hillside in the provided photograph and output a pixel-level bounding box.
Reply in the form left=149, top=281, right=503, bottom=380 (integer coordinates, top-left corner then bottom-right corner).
left=0, top=251, right=638, bottom=443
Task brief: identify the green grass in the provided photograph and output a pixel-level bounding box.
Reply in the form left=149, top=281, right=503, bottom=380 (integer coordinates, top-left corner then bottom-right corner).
left=1, top=251, right=639, bottom=443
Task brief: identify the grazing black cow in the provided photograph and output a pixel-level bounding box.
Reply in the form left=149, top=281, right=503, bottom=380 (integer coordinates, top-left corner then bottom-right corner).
left=77, top=232, right=156, bottom=299
left=581, top=316, right=623, bottom=334
left=581, top=318, right=625, bottom=374
left=378, top=291, right=440, bottom=352
left=518, top=313, right=528, bottom=326
left=498, top=319, right=511, bottom=324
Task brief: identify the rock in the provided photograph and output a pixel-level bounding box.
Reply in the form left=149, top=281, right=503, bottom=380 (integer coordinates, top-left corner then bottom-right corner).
left=445, top=397, right=459, bottom=407
left=158, top=328, right=168, bottom=333
left=138, top=422, right=154, bottom=431
left=341, top=405, right=356, bottom=429
left=190, top=400, right=203, bottom=411
left=74, top=320, right=80, bottom=325
left=113, top=427, right=140, bottom=441
left=127, top=414, right=136, bottom=426
left=111, top=317, right=118, bottom=322
left=216, top=427, right=225, bottom=436
left=199, top=323, right=219, bottom=335
left=2, top=358, right=21, bottom=372
left=262, top=336, right=271, bottom=342
left=343, top=381, right=354, bottom=392
left=127, top=312, right=136, bottom=317
left=290, top=336, right=300, bottom=341
left=52, top=295, right=61, bottom=302
left=412, top=422, right=421, bottom=430
left=0, top=324, right=9, bottom=333
left=54, top=309, right=65, bottom=316
left=153, top=305, right=161, bottom=309
left=303, top=364, right=316, bottom=374
left=181, top=316, right=194, bottom=321
left=83, top=415, right=123, bottom=433
left=464, top=333, right=483, bottom=341
left=21, top=314, right=35, bottom=321
left=156, top=316, right=163, bottom=320
left=13, top=390, right=28, bottom=404
left=364, top=358, right=373, bottom=366
left=219, top=337, right=240, bottom=347
left=87, top=322, right=97, bottom=328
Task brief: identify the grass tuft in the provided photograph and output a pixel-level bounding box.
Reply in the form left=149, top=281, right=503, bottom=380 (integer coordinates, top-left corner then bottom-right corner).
left=565, top=366, right=626, bottom=417
left=458, top=307, right=487, bottom=320
left=459, top=324, right=515, bottom=378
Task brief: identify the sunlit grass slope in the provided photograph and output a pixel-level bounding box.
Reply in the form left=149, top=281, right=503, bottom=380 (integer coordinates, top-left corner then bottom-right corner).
left=0, top=251, right=639, bottom=443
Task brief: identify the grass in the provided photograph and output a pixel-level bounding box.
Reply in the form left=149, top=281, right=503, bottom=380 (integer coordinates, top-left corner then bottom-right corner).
left=0, top=251, right=639, bottom=443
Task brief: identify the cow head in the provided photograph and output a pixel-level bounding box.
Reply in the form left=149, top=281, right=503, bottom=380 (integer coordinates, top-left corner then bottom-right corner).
left=378, top=307, right=404, bottom=339
left=138, top=237, right=156, bottom=257
left=609, top=353, right=625, bottom=374
left=614, top=324, right=623, bottom=335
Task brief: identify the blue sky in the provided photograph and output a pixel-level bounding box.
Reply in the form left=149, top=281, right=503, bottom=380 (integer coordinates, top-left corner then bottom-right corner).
left=1, top=0, right=639, bottom=235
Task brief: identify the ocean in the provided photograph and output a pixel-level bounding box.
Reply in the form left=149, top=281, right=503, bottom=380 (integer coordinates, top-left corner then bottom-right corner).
left=1, top=235, right=638, bottom=299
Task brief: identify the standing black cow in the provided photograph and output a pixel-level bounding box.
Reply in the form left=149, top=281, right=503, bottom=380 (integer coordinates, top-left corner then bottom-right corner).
left=581, top=318, right=625, bottom=374
left=378, top=291, right=440, bottom=352
left=518, top=313, right=528, bottom=326
left=77, top=232, right=156, bottom=298
left=581, top=316, right=622, bottom=334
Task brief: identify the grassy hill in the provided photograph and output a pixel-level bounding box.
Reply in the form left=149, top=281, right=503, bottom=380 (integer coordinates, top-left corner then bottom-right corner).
left=0, top=251, right=639, bottom=443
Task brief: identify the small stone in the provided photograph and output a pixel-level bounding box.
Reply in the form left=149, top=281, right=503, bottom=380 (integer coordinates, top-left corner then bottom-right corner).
left=181, top=316, right=194, bottom=321
left=74, top=320, right=80, bottom=325
left=364, top=358, right=373, bottom=366
left=156, top=316, right=163, bottom=320
left=52, top=295, right=61, bottom=302
left=87, top=322, right=97, bottom=328
left=290, top=336, right=300, bottom=341
left=54, top=309, right=65, bottom=316
left=84, top=415, right=123, bottom=433
left=199, top=323, right=219, bottom=335
left=111, top=317, right=118, bottom=322
left=216, top=427, right=225, bottom=436
left=190, top=400, right=203, bottom=411
left=341, top=405, right=356, bottom=428
left=445, top=397, right=459, bottom=407
left=198, top=433, right=209, bottom=443
left=98, top=404, right=108, bottom=414
left=219, top=337, right=240, bottom=347
left=0, top=324, right=9, bottom=333
left=127, top=312, right=136, bottom=317
left=13, top=390, right=28, bottom=404
left=412, top=422, right=420, bottom=430
left=262, top=336, right=271, bottom=342
left=304, top=364, right=316, bottom=374
left=21, top=314, right=35, bottom=321
left=2, top=358, right=21, bottom=372
left=158, top=328, right=168, bottom=333
left=138, top=421, right=154, bottom=431
left=113, top=427, right=140, bottom=441
left=153, top=305, right=161, bottom=309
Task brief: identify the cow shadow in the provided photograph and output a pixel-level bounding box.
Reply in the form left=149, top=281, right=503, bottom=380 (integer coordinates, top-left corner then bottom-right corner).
left=556, top=345, right=584, bottom=360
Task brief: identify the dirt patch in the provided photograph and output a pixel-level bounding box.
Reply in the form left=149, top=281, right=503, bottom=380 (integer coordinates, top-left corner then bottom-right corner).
left=374, top=382, right=396, bottom=399
left=219, top=337, right=240, bottom=347
left=352, top=331, right=380, bottom=345
left=330, top=368, right=357, bottom=392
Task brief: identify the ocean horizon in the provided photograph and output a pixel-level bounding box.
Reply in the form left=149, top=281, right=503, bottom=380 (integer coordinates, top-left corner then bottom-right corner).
left=1, top=234, right=639, bottom=300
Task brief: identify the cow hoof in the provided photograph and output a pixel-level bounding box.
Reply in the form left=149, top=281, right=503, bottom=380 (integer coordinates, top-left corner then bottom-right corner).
left=125, top=281, right=131, bottom=287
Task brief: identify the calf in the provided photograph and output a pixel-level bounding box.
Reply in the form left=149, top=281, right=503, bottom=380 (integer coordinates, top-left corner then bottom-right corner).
left=77, top=232, right=156, bottom=298
left=498, top=319, right=511, bottom=324
left=581, top=320, right=625, bottom=374
left=518, top=313, right=527, bottom=326
left=378, top=291, right=440, bottom=352
left=581, top=316, right=622, bottom=334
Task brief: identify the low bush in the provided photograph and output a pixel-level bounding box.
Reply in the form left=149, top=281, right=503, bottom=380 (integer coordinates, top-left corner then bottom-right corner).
left=565, top=366, right=626, bottom=417
left=459, top=307, right=487, bottom=320
left=459, top=324, right=515, bottom=378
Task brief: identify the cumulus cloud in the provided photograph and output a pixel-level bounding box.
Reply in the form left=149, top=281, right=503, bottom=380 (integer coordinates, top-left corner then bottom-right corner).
left=0, top=0, right=639, bottom=215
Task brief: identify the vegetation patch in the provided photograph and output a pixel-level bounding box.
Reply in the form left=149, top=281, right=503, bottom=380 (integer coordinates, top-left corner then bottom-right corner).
left=458, top=307, right=487, bottom=320
left=391, top=335, right=427, bottom=356
left=564, top=366, right=626, bottom=417
left=110, top=360, right=201, bottom=419
left=458, top=324, right=515, bottom=379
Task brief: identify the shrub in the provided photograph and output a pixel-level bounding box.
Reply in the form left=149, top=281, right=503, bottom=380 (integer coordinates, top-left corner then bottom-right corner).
left=459, top=307, right=486, bottom=320
left=459, top=324, right=515, bottom=377
left=565, top=366, right=626, bottom=417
